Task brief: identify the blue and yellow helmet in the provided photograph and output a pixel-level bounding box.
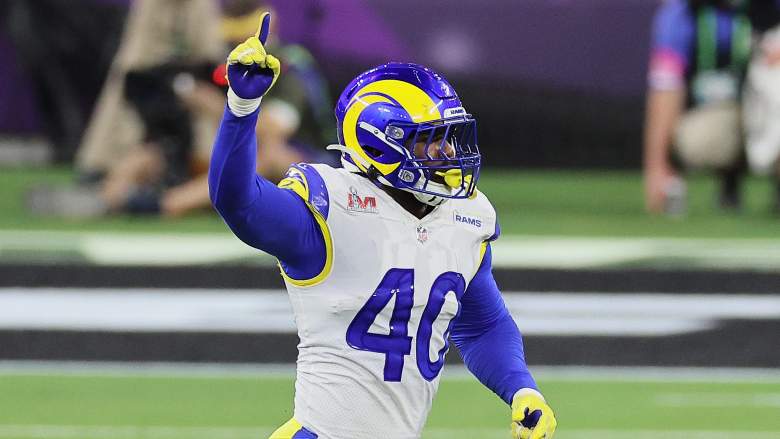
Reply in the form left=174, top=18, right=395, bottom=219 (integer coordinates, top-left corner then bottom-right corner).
left=332, top=62, right=479, bottom=206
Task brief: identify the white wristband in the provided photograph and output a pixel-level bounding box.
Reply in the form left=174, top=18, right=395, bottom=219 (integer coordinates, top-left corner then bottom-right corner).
left=513, top=388, right=545, bottom=403
left=227, top=88, right=262, bottom=117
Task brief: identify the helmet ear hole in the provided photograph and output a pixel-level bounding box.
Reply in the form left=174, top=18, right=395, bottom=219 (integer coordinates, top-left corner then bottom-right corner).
left=363, top=145, right=384, bottom=158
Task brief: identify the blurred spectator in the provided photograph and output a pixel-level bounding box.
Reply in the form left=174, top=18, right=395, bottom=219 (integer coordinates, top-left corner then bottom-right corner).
left=743, top=25, right=780, bottom=183
left=4, top=0, right=125, bottom=161
left=28, top=0, right=335, bottom=218
left=75, top=0, right=224, bottom=180
left=643, top=0, right=780, bottom=215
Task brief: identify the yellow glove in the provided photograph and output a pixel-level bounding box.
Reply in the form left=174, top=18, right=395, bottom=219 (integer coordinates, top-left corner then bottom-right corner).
left=226, top=12, right=281, bottom=102
left=511, top=388, right=557, bottom=439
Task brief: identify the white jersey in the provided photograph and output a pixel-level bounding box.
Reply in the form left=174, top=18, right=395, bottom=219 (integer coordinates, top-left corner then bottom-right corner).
left=278, top=163, right=498, bottom=439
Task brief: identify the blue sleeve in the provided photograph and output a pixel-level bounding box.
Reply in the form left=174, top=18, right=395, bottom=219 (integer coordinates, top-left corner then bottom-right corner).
left=451, top=243, right=537, bottom=405
left=208, top=106, right=326, bottom=279
left=652, top=0, right=695, bottom=63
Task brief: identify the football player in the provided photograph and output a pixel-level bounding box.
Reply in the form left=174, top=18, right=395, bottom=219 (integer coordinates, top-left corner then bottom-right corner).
left=208, top=13, right=557, bottom=439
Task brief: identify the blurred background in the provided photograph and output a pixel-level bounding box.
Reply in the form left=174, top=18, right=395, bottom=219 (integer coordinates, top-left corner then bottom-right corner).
left=1, top=0, right=779, bottom=438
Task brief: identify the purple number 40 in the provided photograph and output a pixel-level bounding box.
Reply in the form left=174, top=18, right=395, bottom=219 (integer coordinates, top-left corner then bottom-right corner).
left=346, top=269, right=466, bottom=382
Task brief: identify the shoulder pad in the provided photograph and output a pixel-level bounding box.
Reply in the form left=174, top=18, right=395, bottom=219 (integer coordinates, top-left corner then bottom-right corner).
left=278, top=163, right=330, bottom=219
left=451, top=189, right=500, bottom=242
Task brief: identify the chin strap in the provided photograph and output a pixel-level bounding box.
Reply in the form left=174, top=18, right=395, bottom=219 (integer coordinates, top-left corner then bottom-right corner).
left=410, top=190, right=447, bottom=206
left=327, top=144, right=395, bottom=189
left=401, top=182, right=450, bottom=206
left=326, top=144, right=365, bottom=172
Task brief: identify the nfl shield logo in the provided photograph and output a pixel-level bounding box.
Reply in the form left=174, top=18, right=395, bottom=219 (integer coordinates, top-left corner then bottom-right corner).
left=416, top=226, right=428, bottom=244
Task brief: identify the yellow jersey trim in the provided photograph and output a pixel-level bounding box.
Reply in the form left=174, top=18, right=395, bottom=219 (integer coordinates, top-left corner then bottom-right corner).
left=478, top=240, right=489, bottom=266
left=467, top=240, right=490, bottom=285
left=277, top=168, right=334, bottom=288
left=268, top=418, right=303, bottom=439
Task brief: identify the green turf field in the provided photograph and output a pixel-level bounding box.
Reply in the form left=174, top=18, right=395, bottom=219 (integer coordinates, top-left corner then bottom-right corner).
left=1, top=367, right=779, bottom=438
left=2, top=166, right=780, bottom=238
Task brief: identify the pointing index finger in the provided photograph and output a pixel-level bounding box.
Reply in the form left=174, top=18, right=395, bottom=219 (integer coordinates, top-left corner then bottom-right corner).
left=255, top=12, right=271, bottom=45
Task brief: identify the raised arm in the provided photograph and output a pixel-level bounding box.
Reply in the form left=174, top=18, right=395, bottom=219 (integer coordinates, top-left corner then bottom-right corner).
left=451, top=244, right=556, bottom=439
left=208, top=13, right=325, bottom=279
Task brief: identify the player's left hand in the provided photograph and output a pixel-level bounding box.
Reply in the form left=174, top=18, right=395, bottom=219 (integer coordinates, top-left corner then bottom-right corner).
left=511, top=388, right=557, bottom=439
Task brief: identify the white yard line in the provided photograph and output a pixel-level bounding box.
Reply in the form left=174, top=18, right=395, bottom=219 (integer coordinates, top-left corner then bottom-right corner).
left=493, top=235, right=780, bottom=269
left=2, top=230, right=780, bottom=269
left=0, top=230, right=269, bottom=266
left=2, top=288, right=779, bottom=336
left=654, top=392, right=780, bottom=408
left=0, top=425, right=267, bottom=439
left=0, top=425, right=778, bottom=439
left=2, top=362, right=780, bottom=384
left=0, top=361, right=299, bottom=379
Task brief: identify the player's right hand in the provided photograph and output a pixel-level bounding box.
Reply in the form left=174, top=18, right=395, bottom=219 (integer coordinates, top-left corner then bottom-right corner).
left=226, top=12, right=280, bottom=100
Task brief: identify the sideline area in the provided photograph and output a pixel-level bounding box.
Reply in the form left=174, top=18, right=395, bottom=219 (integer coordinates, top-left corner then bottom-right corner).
left=2, top=230, right=780, bottom=270
left=3, top=168, right=780, bottom=270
